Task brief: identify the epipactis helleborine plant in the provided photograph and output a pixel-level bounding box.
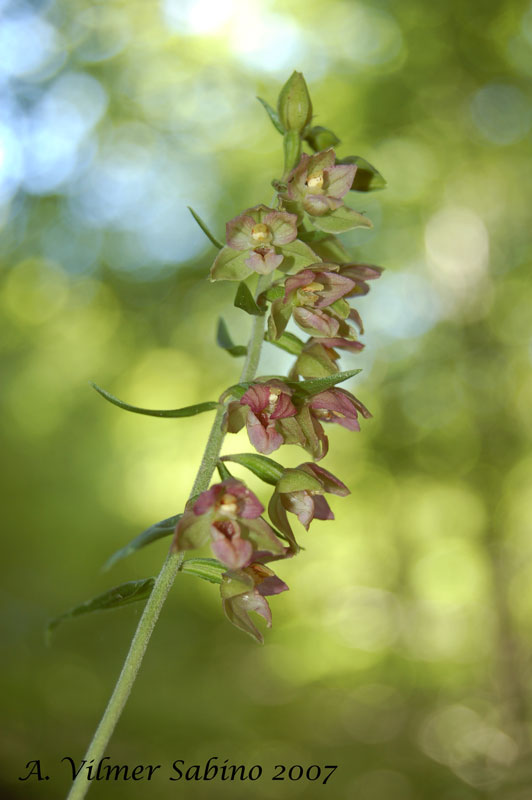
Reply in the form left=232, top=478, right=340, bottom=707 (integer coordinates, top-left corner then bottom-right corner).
left=54, top=72, right=385, bottom=800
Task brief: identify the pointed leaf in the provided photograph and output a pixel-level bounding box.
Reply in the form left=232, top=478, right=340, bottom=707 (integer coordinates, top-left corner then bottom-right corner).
left=221, top=453, right=285, bottom=486
left=91, top=384, right=219, bottom=418
left=288, top=368, right=363, bottom=398
left=103, top=514, right=182, bottom=571
left=234, top=282, right=265, bottom=316
left=47, top=578, right=155, bottom=639
left=210, top=247, right=252, bottom=282
left=257, top=96, right=284, bottom=134
left=180, top=557, right=227, bottom=585
left=265, top=330, right=304, bottom=356
left=277, top=239, right=321, bottom=272
left=310, top=206, right=372, bottom=234
left=338, top=156, right=386, bottom=191
left=216, top=318, right=247, bottom=357
left=187, top=206, right=223, bottom=249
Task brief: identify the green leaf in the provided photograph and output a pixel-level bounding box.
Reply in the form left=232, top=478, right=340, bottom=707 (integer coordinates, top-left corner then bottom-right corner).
left=216, top=318, right=247, bottom=357
left=257, top=96, right=284, bottom=134
left=47, top=578, right=155, bottom=640
left=210, top=247, right=251, bottom=282
left=221, top=453, right=285, bottom=486
left=338, top=156, right=386, bottom=192
left=180, top=557, right=227, bottom=585
left=187, top=206, right=223, bottom=249
left=265, top=330, right=304, bottom=356
left=310, top=206, right=372, bottom=234
left=297, top=229, right=331, bottom=244
left=91, top=384, right=219, bottom=418
left=234, top=282, right=264, bottom=316
left=278, top=239, right=321, bottom=272
left=288, top=368, right=363, bottom=398
left=104, top=514, right=182, bottom=571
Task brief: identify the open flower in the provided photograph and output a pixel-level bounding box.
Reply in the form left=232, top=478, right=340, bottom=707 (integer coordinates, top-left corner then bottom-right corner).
left=284, top=149, right=355, bottom=217
left=269, top=463, right=349, bottom=544
left=269, top=263, right=359, bottom=340
left=172, top=479, right=285, bottom=568
left=291, top=336, right=365, bottom=379
left=308, top=387, right=371, bottom=431
left=226, top=380, right=299, bottom=455
left=210, top=205, right=299, bottom=279
left=221, top=563, right=289, bottom=643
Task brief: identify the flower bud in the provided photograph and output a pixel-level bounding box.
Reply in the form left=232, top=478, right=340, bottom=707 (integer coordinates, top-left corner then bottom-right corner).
left=277, top=71, right=313, bottom=133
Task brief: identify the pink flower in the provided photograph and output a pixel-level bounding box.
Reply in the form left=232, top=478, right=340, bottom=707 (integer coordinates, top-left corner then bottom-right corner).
left=308, top=387, right=372, bottom=432
left=284, top=149, right=356, bottom=217
left=172, top=479, right=285, bottom=568
left=225, top=204, right=298, bottom=274
left=220, top=563, right=289, bottom=643
left=227, top=381, right=298, bottom=455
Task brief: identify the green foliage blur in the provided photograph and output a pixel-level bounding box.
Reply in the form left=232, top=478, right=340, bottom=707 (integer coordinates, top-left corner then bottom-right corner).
left=1, top=0, right=532, bottom=798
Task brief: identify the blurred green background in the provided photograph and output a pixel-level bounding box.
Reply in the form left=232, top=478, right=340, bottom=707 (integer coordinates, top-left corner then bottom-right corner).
left=2, top=0, right=532, bottom=798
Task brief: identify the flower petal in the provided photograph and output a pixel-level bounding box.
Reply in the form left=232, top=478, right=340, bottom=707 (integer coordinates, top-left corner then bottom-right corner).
left=245, top=248, right=284, bottom=274
left=324, top=164, right=356, bottom=199
left=246, top=411, right=284, bottom=455
left=226, top=214, right=256, bottom=250
left=264, top=210, right=298, bottom=245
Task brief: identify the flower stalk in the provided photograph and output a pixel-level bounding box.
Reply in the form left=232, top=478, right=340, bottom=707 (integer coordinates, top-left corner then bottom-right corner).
left=59, top=70, right=385, bottom=800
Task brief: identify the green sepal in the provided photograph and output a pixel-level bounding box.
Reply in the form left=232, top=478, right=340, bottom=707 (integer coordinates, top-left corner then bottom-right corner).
left=297, top=229, right=331, bottom=244
left=338, top=156, right=386, bottom=192
left=265, top=330, right=304, bottom=356
left=329, top=298, right=350, bottom=319
left=91, top=384, right=219, bottom=418
left=220, top=570, right=254, bottom=599
left=309, top=234, right=351, bottom=263
left=220, top=382, right=252, bottom=402
left=304, top=125, right=341, bottom=152
left=268, top=491, right=299, bottom=553
left=187, top=206, right=223, bottom=249
left=277, top=468, right=323, bottom=494
left=180, top=557, right=227, bottom=585
left=216, top=318, right=247, bottom=357
left=234, top=282, right=264, bottom=316
left=221, top=453, right=285, bottom=486
left=310, top=206, right=372, bottom=234
left=104, top=514, right=182, bottom=571
left=294, top=343, right=338, bottom=378
left=288, top=368, right=363, bottom=398
left=263, top=284, right=285, bottom=302
left=174, top=511, right=211, bottom=551
left=210, top=247, right=251, bottom=282
left=277, top=239, right=321, bottom=272
left=257, top=96, right=284, bottom=134
left=47, top=578, right=155, bottom=641
left=268, top=298, right=292, bottom=339
left=244, top=517, right=285, bottom=555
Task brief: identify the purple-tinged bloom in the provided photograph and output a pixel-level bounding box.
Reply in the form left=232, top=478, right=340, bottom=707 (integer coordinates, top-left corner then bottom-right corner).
left=269, top=264, right=359, bottom=340
left=292, top=337, right=365, bottom=379
left=284, top=149, right=356, bottom=217
left=268, top=463, right=349, bottom=549
left=214, top=204, right=298, bottom=276
left=308, top=387, right=372, bottom=432
left=226, top=380, right=298, bottom=455
left=221, top=563, right=289, bottom=643
left=172, top=479, right=285, bottom=568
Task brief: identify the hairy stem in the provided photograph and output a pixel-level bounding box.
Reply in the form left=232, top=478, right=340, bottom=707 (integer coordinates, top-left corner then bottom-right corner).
left=66, top=273, right=271, bottom=800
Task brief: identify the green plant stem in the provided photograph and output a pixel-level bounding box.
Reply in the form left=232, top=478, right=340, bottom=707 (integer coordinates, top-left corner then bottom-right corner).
left=66, top=273, right=271, bottom=800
